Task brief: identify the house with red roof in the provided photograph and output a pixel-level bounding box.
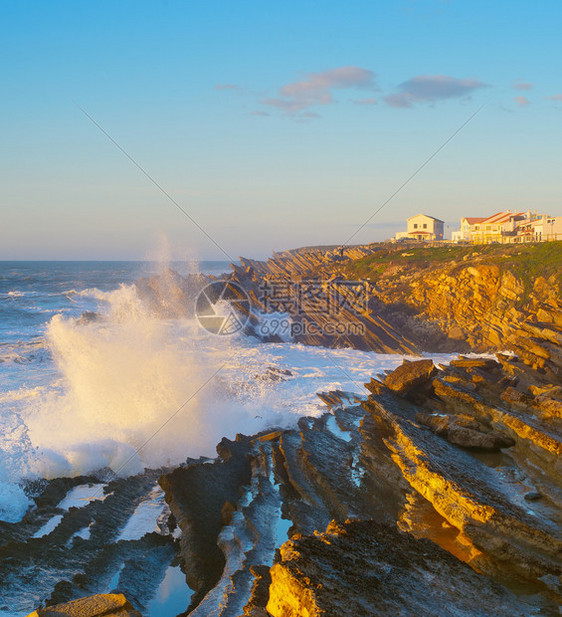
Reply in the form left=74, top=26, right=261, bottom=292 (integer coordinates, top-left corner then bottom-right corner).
left=394, top=214, right=444, bottom=242
left=451, top=217, right=486, bottom=242
left=468, top=211, right=527, bottom=243
left=452, top=210, right=561, bottom=243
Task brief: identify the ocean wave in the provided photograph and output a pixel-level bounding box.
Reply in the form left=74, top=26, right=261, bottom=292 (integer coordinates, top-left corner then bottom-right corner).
left=0, top=340, right=48, bottom=366
left=0, top=268, right=468, bottom=525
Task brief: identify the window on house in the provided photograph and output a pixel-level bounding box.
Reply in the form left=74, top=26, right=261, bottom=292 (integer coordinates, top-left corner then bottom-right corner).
left=423, top=223, right=427, bottom=229
left=413, top=223, right=418, bottom=229
left=486, top=225, right=491, bottom=230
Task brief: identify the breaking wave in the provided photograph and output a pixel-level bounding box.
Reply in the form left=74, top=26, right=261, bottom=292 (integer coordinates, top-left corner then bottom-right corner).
left=0, top=266, right=462, bottom=523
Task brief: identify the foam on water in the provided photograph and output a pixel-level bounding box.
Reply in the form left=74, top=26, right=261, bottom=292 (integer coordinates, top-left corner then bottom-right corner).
left=116, top=484, right=167, bottom=541
left=0, top=265, right=466, bottom=523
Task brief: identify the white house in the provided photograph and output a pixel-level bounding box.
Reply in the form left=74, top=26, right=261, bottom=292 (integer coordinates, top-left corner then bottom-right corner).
left=451, top=217, right=486, bottom=243
left=518, top=215, right=562, bottom=242
left=395, top=214, right=444, bottom=242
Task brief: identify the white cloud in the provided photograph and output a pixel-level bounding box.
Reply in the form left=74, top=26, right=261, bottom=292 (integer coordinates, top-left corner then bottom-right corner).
left=352, top=97, right=378, bottom=106
left=384, top=75, right=488, bottom=108
left=513, top=81, right=532, bottom=91
left=261, top=66, right=376, bottom=117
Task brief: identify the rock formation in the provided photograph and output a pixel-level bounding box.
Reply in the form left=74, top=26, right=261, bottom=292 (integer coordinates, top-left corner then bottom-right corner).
left=26, top=594, right=141, bottom=617
left=154, top=351, right=561, bottom=616
left=16, top=242, right=562, bottom=616
left=229, top=242, right=562, bottom=375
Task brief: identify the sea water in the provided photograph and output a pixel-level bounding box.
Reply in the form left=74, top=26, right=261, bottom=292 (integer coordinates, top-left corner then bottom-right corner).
left=0, top=260, right=460, bottom=525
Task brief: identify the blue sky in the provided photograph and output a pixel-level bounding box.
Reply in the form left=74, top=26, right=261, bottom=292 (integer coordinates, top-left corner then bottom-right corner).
left=1, top=0, right=561, bottom=259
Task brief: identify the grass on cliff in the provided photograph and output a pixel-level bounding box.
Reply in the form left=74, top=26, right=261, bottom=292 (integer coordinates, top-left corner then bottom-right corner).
left=344, top=241, right=562, bottom=291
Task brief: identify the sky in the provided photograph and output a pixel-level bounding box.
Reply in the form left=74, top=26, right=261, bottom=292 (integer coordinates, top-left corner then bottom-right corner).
left=1, top=0, right=561, bottom=260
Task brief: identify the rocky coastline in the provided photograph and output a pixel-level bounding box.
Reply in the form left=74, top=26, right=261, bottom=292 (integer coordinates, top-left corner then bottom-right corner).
left=15, top=242, right=562, bottom=616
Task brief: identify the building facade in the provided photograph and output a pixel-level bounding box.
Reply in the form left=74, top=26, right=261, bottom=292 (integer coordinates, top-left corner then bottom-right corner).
left=395, top=214, right=444, bottom=242
left=451, top=217, right=485, bottom=243
left=451, top=210, right=562, bottom=244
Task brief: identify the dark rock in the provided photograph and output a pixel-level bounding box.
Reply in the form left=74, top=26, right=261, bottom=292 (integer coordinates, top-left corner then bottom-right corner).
left=524, top=492, right=542, bottom=502
left=384, top=359, right=437, bottom=397
left=76, top=312, right=98, bottom=325
left=159, top=436, right=253, bottom=609
left=243, top=565, right=272, bottom=616
left=446, top=426, right=515, bottom=451
left=267, top=520, right=528, bottom=617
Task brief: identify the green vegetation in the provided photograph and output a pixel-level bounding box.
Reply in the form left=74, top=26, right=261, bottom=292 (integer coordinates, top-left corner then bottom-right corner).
left=343, top=242, right=562, bottom=292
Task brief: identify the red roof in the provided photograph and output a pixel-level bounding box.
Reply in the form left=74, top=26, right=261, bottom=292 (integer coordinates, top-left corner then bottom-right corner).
left=480, top=211, right=517, bottom=225
left=463, top=217, right=485, bottom=225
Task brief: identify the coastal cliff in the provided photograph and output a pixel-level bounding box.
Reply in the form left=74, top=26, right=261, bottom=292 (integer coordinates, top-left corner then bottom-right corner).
left=20, top=242, right=561, bottom=616
left=230, top=242, right=562, bottom=376
left=157, top=352, right=561, bottom=615
left=162, top=242, right=560, bottom=615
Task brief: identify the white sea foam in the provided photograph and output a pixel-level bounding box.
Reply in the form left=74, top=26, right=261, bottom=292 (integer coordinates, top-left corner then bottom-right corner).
left=33, top=483, right=107, bottom=538
left=116, top=484, right=167, bottom=541
left=0, top=271, right=468, bottom=523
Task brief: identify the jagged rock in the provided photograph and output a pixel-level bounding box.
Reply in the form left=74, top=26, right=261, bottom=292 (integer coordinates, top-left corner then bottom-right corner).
left=434, top=379, right=562, bottom=464
left=243, top=565, right=272, bottom=616
left=450, top=358, right=501, bottom=371
left=27, top=594, right=141, bottom=617
left=364, top=389, right=562, bottom=581
left=159, top=435, right=254, bottom=609
left=416, top=411, right=450, bottom=435
left=415, top=412, right=514, bottom=450
left=446, top=425, right=515, bottom=450
left=529, top=384, right=562, bottom=400
left=384, top=359, right=437, bottom=397
left=266, top=520, right=530, bottom=617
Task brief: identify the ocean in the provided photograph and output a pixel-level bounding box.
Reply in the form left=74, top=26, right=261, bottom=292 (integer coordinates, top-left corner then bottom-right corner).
left=0, top=260, right=469, bottom=613
left=0, top=260, right=465, bottom=525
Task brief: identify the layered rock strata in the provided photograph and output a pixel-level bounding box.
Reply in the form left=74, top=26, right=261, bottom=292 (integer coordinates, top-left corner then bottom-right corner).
left=157, top=354, right=561, bottom=616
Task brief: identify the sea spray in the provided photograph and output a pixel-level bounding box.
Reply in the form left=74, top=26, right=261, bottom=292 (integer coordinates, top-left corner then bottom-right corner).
left=0, top=411, right=33, bottom=522
left=0, top=265, right=466, bottom=523
left=23, top=283, right=267, bottom=478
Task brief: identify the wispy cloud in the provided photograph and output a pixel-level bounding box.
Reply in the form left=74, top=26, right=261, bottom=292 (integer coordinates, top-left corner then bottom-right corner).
left=513, top=81, right=532, bottom=91
left=544, top=93, right=562, bottom=102
left=352, top=97, right=378, bottom=106
left=261, top=66, right=376, bottom=117
left=250, top=110, right=270, bottom=117
left=384, top=74, right=488, bottom=108
left=514, top=96, right=529, bottom=106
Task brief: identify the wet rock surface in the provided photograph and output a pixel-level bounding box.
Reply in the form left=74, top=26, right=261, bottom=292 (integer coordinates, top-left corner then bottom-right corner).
left=0, top=470, right=183, bottom=615
left=162, top=350, right=559, bottom=616
left=16, top=243, right=562, bottom=616
left=266, top=520, right=528, bottom=617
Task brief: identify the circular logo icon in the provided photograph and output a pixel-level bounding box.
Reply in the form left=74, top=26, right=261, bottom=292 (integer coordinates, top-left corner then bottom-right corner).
left=195, top=280, right=251, bottom=335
